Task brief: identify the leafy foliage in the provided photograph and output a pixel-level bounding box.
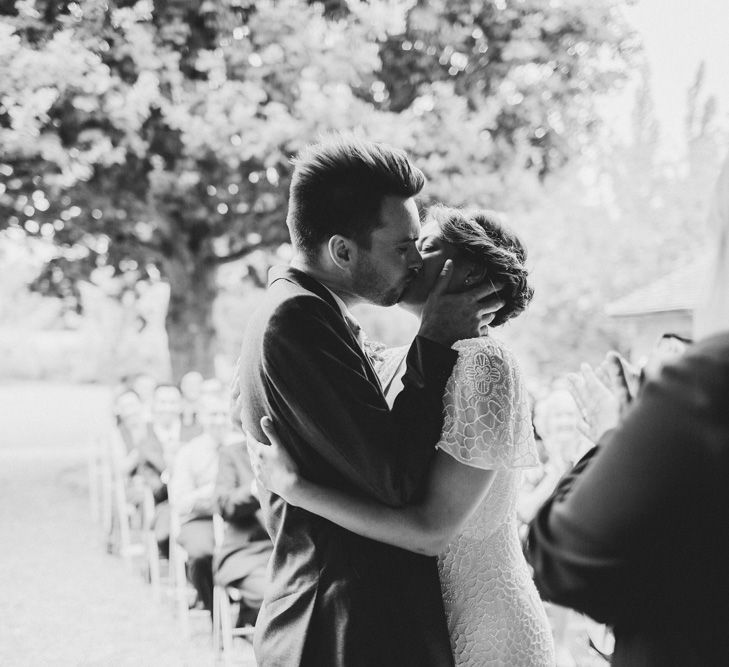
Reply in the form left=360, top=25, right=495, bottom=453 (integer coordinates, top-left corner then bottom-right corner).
left=502, top=63, right=725, bottom=379
left=0, top=0, right=637, bottom=375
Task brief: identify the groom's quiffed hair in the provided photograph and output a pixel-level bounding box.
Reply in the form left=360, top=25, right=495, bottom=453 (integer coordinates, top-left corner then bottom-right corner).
left=286, top=134, right=425, bottom=259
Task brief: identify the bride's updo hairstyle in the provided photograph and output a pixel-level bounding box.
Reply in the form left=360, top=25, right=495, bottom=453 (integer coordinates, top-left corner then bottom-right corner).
left=427, top=205, right=534, bottom=327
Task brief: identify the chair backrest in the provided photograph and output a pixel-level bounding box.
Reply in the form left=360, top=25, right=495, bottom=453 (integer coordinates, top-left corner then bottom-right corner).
left=212, top=513, right=226, bottom=548
left=108, top=429, right=128, bottom=480
left=168, top=494, right=183, bottom=540
left=141, top=484, right=156, bottom=530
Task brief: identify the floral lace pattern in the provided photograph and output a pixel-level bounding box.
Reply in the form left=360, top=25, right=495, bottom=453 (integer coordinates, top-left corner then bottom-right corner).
left=438, top=522, right=555, bottom=667
left=435, top=337, right=555, bottom=666
left=437, top=338, right=540, bottom=471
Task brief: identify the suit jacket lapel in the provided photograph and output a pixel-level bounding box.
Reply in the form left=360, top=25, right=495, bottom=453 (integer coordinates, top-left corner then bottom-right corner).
left=268, top=265, right=382, bottom=388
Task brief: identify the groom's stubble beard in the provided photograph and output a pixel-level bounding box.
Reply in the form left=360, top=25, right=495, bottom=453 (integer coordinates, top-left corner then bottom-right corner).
left=351, top=251, right=408, bottom=307
left=399, top=270, right=430, bottom=310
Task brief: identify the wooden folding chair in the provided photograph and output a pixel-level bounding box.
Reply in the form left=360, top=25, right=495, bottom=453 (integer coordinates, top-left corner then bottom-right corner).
left=87, top=435, right=103, bottom=524
left=108, top=431, right=146, bottom=564
left=168, top=503, right=209, bottom=638
left=140, top=484, right=168, bottom=600
left=211, top=514, right=255, bottom=663
left=96, top=435, right=115, bottom=550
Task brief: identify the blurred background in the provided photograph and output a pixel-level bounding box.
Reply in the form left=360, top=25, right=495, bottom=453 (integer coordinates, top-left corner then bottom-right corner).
left=0, top=0, right=727, bottom=665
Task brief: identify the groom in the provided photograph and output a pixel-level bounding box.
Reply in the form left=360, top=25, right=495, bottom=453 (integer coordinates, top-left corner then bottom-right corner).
left=238, top=135, right=503, bottom=666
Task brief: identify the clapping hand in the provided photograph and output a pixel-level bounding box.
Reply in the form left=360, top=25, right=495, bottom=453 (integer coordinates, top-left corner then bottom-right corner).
left=567, top=362, right=620, bottom=444
left=602, top=351, right=641, bottom=412
left=246, top=417, right=301, bottom=504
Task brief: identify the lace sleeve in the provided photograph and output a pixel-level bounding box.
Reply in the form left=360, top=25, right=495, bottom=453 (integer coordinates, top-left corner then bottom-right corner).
left=437, top=339, right=539, bottom=470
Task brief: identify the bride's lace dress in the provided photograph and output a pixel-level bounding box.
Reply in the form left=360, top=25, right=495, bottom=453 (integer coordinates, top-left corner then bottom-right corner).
left=436, top=337, right=554, bottom=666
left=373, top=336, right=555, bottom=667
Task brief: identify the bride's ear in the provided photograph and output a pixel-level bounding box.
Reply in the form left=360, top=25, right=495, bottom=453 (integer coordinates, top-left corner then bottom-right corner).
left=464, top=264, right=487, bottom=287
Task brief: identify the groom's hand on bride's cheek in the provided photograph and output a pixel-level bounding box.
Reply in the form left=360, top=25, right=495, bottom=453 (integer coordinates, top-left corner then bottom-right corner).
left=476, top=287, right=505, bottom=336
left=420, top=262, right=505, bottom=345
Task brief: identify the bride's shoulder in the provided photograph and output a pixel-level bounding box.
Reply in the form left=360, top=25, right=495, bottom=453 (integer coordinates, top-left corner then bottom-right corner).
left=450, top=336, right=524, bottom=390
left=439, top=336, right=538, bottom=470
left=452, top=336, right=517, bottom=365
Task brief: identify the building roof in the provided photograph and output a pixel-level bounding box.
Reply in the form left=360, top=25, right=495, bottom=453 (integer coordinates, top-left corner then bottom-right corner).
left=605, top=261, right=706, bottom=317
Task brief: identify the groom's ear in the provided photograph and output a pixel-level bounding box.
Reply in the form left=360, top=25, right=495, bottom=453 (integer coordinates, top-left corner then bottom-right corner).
left=328, top=235, right=355, bottom=272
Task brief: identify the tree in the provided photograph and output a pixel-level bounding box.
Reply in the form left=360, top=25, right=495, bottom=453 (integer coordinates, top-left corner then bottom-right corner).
left=500, top=62, right=725, bottom=379
left=0, top=0, right=636, bottom=379
left=1, top=0, right=396, bottom=377
left=371, top=0, right=638, bottom=209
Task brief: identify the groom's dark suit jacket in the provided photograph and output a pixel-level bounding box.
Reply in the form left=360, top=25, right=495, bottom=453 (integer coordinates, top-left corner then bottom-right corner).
left=238, top=266, right=457, bottom=667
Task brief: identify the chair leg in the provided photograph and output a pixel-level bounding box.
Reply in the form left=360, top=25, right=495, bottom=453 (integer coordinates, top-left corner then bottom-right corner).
left=87, top=445, right=100, bottom=523
left=172, top=542, right=190, bottom=638
left=99, top=461, right=113, bottom=550
left=220, top=589, right=234, bottom=663
left=146, top=531, right=161, bottom=602
left=113, top=480, right=132, bottom=564
left=212, top=585, right=222, bottom=654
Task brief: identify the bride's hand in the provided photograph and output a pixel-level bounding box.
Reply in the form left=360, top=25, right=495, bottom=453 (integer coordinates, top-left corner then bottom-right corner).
left=246, top=417, right=301, bottom=503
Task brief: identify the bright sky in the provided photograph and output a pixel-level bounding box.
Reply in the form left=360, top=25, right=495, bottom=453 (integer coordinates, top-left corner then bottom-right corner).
left=627, top=0, right=729, bottom=148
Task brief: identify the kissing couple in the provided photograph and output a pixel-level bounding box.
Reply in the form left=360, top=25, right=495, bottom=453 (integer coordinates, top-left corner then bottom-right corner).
left=237, top=135, right=555, bottom=666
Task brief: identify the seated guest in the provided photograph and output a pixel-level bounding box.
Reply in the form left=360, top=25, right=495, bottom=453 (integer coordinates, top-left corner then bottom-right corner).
left=214, top=431, right=273, bottom=628
left=517, top=386, right=592, bottom=663
left=170, top=392, right=232, bottom=616
left=518, top=387, right=590, bottom=526
left=135, top=385, right=178, bottom=499
left=136, top=384, right=198, bottom=556
left=180, top=371, right=204, bottom=428
left=151, top=384, right=186, bottom=462
left=201, top=377, right=225, bottom=399
left=113, top=388, right=147, bottom=461
left=105, top=388, right=149, bottom=550
left=111, top=389, right=149, bottom=505
left=131, top=372, right=158, bottom=423
left=137, top=384, right=202, bottom=477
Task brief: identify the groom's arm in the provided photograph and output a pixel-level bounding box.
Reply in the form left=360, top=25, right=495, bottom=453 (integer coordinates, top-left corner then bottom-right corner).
left=261, top=295, right=456, bottom=507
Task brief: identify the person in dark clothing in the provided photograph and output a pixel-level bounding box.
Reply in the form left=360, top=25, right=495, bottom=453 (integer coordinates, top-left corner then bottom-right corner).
left=136, top=384, right=200, bottom=558
left=527, top=154, right=729, bottom=667
left=171, top=393, right=231, bottom=615
left=214, top=439, right=272, bottom=628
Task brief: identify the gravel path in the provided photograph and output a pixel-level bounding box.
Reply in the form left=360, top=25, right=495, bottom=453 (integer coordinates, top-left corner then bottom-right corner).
left=0, top=382, right=255, bottom=667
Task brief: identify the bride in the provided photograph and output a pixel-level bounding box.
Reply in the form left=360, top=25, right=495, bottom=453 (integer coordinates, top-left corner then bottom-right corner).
left=248, top=205, right=555, bottom=666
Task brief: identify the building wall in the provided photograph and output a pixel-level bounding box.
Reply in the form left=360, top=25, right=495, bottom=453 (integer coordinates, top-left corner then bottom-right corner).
left=611, top=310, right=693, bottom=364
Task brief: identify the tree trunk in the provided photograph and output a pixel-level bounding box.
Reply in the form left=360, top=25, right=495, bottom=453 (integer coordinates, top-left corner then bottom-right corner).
left=165, top=259, right=218, bottom=382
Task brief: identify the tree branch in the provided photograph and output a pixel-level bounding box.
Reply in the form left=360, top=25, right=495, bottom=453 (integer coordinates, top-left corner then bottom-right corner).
left=209, top=244, right=255, bottom=265
left=134, top=237, right=165, bottom=254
